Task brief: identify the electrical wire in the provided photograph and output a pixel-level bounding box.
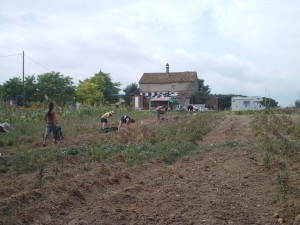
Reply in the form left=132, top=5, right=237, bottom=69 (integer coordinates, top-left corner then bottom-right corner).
left=0, top=53, right=21, bottom=59
left=24, top=54, right=52, bottom=72
left=1, top=52, right=53, bottom=76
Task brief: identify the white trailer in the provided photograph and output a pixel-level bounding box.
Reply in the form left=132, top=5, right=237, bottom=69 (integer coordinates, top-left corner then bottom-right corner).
left=231, top=96, right=265, bottom=111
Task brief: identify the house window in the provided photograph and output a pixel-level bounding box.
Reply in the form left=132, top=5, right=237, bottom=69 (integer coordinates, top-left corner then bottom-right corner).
left=171, top=85, right=175, bottom=90
left=243, top=101, right=250, bottom=107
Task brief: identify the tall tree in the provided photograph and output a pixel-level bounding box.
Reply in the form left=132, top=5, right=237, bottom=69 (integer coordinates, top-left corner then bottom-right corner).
left=76, top=71, right=121, bottom=105
left=215, top=94, right=239, bottom=110
left=75, top=81, right=102, bottom=105
left=123, top=83, right=139, bottom=105
left=37, top=71, right=75, bottom=105
left=1, top=77, right=23, bottom=104
left=190, top=79, right=211, bottom=104
left=24, top=75, right=38, bottom=102
left=260, top=97, right=278, bottom=108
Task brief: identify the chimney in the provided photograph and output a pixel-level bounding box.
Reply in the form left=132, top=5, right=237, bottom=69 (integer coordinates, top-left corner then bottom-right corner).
left=166, top=63, right=169, bottom=76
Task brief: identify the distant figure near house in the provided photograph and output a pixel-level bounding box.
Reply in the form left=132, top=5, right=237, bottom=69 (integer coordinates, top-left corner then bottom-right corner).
left=187, top=105, right=195, bottom=112
left=156, top=105, right=166, bottom=122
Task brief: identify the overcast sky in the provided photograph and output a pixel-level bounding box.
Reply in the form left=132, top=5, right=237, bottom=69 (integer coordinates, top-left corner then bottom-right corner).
left=1, top=0, right=300, bottom=107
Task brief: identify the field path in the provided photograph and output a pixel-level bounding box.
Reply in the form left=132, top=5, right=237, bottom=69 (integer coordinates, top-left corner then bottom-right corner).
left=50, top=114, right=280, bottom=225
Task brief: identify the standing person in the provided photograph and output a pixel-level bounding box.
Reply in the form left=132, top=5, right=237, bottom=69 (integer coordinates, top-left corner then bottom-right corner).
left=117, top=115, right=135, bottom=132
left=43, top=101, right=58, bottom=147
left=0, top=122, right=11, bottom=133
left=156, top=105, right=165, bottom=122
left=101, top=111, right=114, bottom=129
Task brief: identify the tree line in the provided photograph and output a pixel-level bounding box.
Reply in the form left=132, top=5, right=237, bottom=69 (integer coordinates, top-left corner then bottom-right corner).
left=0, top=71, right=121, bottom=106
left=0, top=71, right=279, bottom=109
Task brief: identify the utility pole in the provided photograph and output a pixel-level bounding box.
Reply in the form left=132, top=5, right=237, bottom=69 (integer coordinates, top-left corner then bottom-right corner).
left=22, top=51, right=25, bottom=106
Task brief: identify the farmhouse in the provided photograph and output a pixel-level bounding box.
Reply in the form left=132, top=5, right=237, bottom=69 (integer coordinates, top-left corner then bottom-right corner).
left=138, top=64, right=199, bottom=109
left=231, top=96, right=265, bottom=111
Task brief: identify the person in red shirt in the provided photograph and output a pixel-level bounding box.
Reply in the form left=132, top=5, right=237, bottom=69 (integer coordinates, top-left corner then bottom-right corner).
left=43, top=101, right=58, bottom=147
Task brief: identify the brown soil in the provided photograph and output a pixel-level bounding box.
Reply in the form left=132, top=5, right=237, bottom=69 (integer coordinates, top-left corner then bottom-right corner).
left=1, top=114, right=300, bottom=225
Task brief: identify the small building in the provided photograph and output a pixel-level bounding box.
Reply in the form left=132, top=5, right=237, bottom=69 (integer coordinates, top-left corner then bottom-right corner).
left=231, top=96, right=265, bottom=111
left=139, top=63, right=199, bottom=109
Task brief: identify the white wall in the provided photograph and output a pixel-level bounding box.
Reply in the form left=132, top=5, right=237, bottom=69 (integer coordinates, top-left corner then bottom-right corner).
left=231, top=96, right=265, bottom=111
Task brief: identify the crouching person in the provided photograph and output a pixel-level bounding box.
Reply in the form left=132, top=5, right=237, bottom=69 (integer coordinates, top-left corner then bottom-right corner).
left=118, top=115, right=135, bottom=132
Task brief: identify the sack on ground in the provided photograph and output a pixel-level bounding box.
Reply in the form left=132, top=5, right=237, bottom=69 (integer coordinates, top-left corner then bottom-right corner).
left=100, top=127, right=118, bottom=133
left=53, top=126, right=64, bottom=141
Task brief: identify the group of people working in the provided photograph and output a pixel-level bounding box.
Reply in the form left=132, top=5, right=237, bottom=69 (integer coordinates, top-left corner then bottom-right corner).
left=100, top=111, right=135, bottom=132
left=2, top=101, right=197, bottom=147
left=42, top=102, right=137, bottom=146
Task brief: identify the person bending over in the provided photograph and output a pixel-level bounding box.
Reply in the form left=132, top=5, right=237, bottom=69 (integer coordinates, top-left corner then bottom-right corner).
left=187, top=104, right=195, bottom=112
left=118, top=115, right=135, bottom=132
left=101, top=111, right=114, bottom=129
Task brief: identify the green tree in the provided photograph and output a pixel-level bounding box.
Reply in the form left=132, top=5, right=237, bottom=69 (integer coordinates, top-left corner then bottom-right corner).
left=24, top=75, right=38, bottom=103
left=75, top=81, right=102, bottom=105
left=260, top=97, right=278, bottom=108
left=76, top=70, right=121, bottom=105
left=208, top=94, right=245, bottom=110
left=215, top=94, right=239, bottom=110
left=0, top=84, right=3, bottom=100
left=37, top=71, right=75, bottom=105
left=1, top=77, right=23, bottom=104
left=190, top=79, right=211, bottom=104
left=295, top=99, right=300, bottom=108
left=123, top=83, right=139, bottom=105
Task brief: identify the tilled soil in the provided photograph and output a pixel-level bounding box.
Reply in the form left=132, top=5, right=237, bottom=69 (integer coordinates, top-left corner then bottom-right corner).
left=0, top=114, right=299, bottom=225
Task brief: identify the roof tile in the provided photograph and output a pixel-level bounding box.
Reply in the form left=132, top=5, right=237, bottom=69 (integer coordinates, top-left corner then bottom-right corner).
left=139, top=72, right=197, bottom=84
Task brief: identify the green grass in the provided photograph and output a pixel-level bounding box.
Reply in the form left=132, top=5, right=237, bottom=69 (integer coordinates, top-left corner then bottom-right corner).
left=3, top=107, right=222, bottom=174
left=4, top=106, right=300, bottom=177
left=251, top=110, right=300, bottom=202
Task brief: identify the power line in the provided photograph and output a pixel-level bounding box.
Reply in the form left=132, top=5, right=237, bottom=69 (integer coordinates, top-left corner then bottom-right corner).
left=24, top=54, right=52, bottom=72
left=1, top=52, right=53, bottom=72
left=0, top=53, right=21, bottom=59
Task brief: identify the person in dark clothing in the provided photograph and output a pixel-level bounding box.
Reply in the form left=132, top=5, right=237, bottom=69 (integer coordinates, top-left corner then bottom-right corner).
left=187, top=105, right=194, bottom=112
left=118, top=115, right=135, bottom=132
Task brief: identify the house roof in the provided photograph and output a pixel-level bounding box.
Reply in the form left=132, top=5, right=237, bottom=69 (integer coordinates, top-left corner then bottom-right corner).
left=139, top=72, right=197, bottom=84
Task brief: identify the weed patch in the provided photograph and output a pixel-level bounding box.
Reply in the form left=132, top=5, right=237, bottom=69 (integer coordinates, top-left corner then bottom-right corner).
left=8, top=109, right=221, bottom=174
left=252, top=112, right=300, bottom=202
